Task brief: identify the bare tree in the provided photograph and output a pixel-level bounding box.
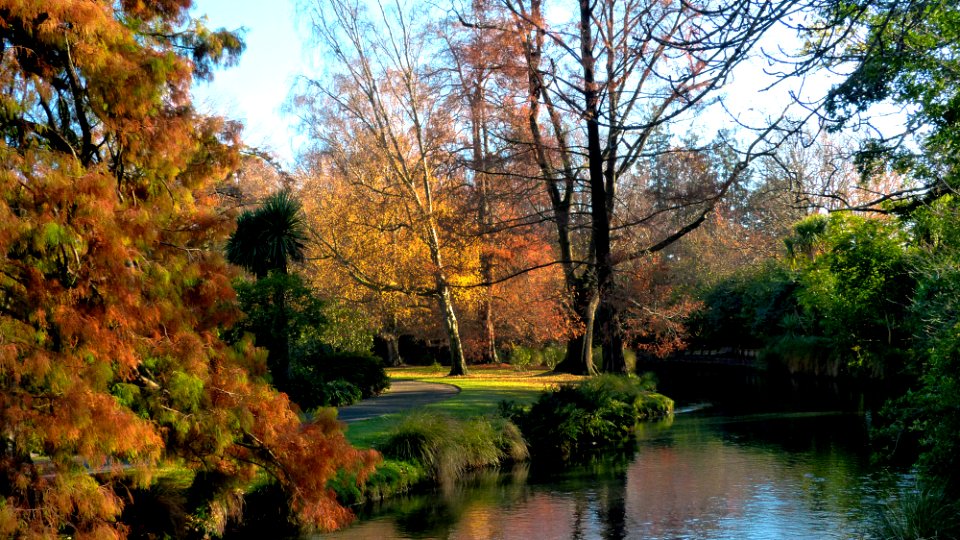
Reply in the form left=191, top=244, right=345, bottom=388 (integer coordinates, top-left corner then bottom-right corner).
left=496, top=0, right=803, bottom=373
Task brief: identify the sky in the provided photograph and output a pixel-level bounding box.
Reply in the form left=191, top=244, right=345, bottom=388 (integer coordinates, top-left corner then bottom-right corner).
left=190, top=0, right=309, bottom=166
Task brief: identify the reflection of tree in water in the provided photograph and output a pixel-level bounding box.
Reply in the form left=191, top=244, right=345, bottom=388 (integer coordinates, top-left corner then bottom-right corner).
left=393, top=498, right=459, bottom=539
left=599, top=475, right=628, bottom=540
left=383, top=465, right=534, bottom=538
left=571, top=492, right=586, bottom=539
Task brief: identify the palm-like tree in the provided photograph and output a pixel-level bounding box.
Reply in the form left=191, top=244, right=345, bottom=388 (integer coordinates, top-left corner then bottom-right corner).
left=227, top=190, right=308, bottom=390
left=226, top=190, right=307, bottom=278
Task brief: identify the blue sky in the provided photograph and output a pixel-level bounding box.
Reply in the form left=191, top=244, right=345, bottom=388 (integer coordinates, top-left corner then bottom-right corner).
left=190, top=0, right=309, bottom=165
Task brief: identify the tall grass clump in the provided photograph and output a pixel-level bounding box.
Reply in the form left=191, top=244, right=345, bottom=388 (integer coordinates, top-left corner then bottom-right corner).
left=379, top=412, right=528, bottom=486
left=874, top=482, right=960, bottom=540
left=504, top=374, right=673, bottom=462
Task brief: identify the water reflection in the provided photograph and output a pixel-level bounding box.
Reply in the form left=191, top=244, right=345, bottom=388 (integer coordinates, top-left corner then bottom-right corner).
left=320, top=412, right=899, bottom=540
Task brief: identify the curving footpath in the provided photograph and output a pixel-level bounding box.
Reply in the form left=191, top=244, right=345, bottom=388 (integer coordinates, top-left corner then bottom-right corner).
left=336, top=380, right=460, bottom=423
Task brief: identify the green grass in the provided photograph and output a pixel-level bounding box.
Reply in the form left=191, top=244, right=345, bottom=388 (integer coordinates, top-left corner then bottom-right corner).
left=343, top=365, right=586, bottom=448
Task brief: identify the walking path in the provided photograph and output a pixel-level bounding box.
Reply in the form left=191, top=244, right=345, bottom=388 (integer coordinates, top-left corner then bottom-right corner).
left=337, top=380, right=460, bottom=423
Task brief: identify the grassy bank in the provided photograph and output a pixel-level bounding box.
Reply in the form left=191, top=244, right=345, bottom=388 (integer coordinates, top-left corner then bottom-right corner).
left=336, top=366, right=672, bottom=505
left=344, top=365, right=586, bottom=448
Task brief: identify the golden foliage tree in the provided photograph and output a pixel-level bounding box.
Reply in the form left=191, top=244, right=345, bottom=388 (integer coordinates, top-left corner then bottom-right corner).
left=0, top=1, right=375, bottom=537
left=297, top=0, right=482, bottom=376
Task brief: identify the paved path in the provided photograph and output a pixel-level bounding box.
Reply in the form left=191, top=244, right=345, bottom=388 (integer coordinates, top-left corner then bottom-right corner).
left=337, top=380, right=460, bottom=423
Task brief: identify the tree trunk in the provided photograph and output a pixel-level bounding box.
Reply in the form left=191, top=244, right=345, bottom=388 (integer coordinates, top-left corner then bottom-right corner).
left=554, top=278, right=599, bottom=375
left=472, top=85, right=500, bottom=365
left=480, top=294, right=499, bottom=363
left=599, top=303, right=627, bottom=374
left=271, top=277, right=291, bottom=392
left=382, top=331, right=403, bottom=367
left=437, top=284, right=469, bottom=376
left=580, top=0, right=619, bottom=375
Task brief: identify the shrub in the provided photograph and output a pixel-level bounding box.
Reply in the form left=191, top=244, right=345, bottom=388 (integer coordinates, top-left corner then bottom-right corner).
left=320, top=380, right=362, bottom=407
left=361, top=460, right=430, bottom=502
left=542, top=345, right=566, bottom=369
left=288, top=350, right=389, bottom=409
left=623, top=349, right=637, bottom=372
left=379, top=412, right=527, bottom=486
left=508, top=346, right=533, bottom=371
left=591, top=346, right=638, bottom=371
left=510, top=345, right=568, bottom=370
left=511, top=374, right=673, bottom=461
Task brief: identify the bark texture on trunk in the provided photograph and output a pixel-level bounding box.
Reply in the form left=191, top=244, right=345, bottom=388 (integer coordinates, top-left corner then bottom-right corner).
left=382, top=331, right=403, bottom=367
left=554, top=277, right=599, bottom=375
left=438, top=284, right=468, bottom=376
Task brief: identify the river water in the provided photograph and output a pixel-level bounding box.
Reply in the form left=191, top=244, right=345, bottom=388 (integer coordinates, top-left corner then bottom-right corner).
left=321, top=369, right=904, bottom=539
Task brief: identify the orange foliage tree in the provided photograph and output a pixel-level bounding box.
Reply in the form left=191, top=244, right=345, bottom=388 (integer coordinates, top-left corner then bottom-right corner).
left=0, top=2, right=375, bottom=537
left=299, top=154, right=453, bottom=366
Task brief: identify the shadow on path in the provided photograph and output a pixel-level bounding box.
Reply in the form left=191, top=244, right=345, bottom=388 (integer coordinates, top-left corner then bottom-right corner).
left=337, top=380, right=460, bottom=423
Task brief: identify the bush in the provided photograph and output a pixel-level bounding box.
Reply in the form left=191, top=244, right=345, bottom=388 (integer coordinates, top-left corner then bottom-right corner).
left=288, top=350, right=389, bottom=409
left=591, top=346, right=638, bottom=372
left=542, top=345, right=566, bottom=369
left=320, top=380, right=362, bottom=407
left=508, top=346, right=533, bottom=371
left=509, top=344, right=570, bottom=370
left=510, top=374, right=673, bottom=461
left=379, top=412, right=527, bottom=486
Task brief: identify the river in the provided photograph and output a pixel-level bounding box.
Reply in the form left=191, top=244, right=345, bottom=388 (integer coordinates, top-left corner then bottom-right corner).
left=320, top=367, right=905, bottom=539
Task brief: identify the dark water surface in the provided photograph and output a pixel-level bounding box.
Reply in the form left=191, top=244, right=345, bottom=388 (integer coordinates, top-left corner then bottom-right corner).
left=320, top=369, right=903, bottom=539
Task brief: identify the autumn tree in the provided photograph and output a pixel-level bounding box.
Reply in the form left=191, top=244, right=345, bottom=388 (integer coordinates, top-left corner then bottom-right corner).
left=299, top=155, right=447, bottom=367
left=496, top=0, right=800, bottom=373
left=216, top=150, right=296, bottom=208
left=0, top=2, right=375, bottom=537
left=441, top=0, right=541, bottom=363
left=297, top=0, right=482, bottom=375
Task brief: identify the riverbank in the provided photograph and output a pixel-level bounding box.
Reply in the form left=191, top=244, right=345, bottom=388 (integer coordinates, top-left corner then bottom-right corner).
left=334, top=366, right=673, bottom=506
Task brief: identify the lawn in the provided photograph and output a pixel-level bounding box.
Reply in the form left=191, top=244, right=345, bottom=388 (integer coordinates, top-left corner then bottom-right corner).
left=342, top=364, right=587, bottom=448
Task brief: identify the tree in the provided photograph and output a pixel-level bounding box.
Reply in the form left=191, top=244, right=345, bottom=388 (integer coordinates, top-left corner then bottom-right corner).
left=298, top=0, right=477, bottom=376
left=419, top=0, right=587, bottom=365
left=0, top=2, right=375, bottom=536
left=496, top=0, right=796, bottom=373
left=795, top=0, right=960, bottom=207
left=797, top=0, right=960, bottom=490
left=227, top=190, right=308, bottom=389
left=227, top=190, right=308, bottom=278
left=300, top=161, right=440, bottom=367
